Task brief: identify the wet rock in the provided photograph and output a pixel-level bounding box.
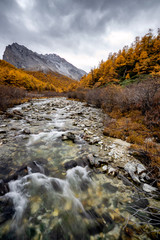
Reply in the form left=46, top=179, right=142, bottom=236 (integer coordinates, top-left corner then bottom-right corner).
left=64, top=160, right=77, bottom=170
left=87, top=154, right=95, bottom=166
left=5, top=160, right=49, bottom=184
left=62, top=132, right=76, bottom=142
left=22, top=128, right=31, bottom=134
left=0, top=179, right=9, bottom=196
left=102, top=183, right=118, bottom=193
left=87, top=154, right=100, bottom=168
left=75, top=156, right=90, bottom=168
left=131, top=194, right=149, bottom=209
left=49, top=224, right=65, bottom=240
left=6, top=165, right=28, bottom=182
left=51, top=179, right=63, bottom=193
left=0, top=198, right=15, bottom=224
left=86, top=215, right=106, bottom=236
left=102, top=212, right=115, bottom=232
left=142, top=183, right=157, bottom=193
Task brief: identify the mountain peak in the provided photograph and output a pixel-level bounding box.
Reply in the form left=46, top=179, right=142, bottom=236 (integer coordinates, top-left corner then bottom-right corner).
left=3, top=43, right=86, bottom=80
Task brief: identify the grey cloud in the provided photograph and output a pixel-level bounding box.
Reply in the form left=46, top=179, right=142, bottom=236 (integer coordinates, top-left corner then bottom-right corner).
left=0, top=0, right=160, bottom=70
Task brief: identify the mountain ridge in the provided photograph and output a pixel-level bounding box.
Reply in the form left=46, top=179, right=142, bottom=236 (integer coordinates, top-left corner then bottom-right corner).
left=3, top=43, right=86, bottom=80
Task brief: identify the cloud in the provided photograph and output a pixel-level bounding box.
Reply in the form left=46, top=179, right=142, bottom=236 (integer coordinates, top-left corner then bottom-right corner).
left=0, top=0, right=160, bottom=71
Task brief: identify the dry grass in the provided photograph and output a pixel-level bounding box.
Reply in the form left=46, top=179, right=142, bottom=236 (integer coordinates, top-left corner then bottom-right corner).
left=67, top=76, right=160, bottom=167
left=0, top=85, right=27, bottom=111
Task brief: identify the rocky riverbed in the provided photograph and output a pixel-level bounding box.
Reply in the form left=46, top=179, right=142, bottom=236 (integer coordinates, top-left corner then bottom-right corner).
left=0, top=97, right=160, bottom=240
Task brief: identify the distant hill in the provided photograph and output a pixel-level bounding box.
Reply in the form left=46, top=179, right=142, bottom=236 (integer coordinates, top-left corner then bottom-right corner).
left=80, top=30, right=160, bottom=87
left=0, top=60, right=78, bottom=92
left=3, top=43, right=86, bottom=80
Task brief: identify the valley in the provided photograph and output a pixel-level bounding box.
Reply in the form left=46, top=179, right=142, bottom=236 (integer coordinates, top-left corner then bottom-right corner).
left=0, top=97, right=159, bottom=239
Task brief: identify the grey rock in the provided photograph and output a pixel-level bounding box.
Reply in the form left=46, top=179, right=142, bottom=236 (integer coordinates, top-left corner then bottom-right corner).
left=108, top=166, right=117, bottom=176
left=124, top=162, right=140, bottom=183
left=0, top=130, right=6, bottom=134
left=137, top=164, right=146, bottom=174
left=102, top=165, right=108, bottom=172
left=64, top=160, right=77, bottom=170
left=87, top=154, right=95, bottom=166
left=22, top=128, right=31, bottom=135
left=62, top=132, right=75, bottom=142
left=142, top=183, right=157, bottom=193
left=12, top=110, right=23, bottom=116
left=3, top=43, right=86, bottom=80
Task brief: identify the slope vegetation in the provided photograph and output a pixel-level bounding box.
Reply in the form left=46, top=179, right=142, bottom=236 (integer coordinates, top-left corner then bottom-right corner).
left=69, top=30, right=160, bottom=167
left=80, top=30, right=160, bottom=87
left=0, top=60, right=78, bottom=92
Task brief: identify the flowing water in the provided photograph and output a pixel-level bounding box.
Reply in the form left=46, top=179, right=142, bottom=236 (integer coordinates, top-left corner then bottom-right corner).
left=0, top=98, right=159, bottom=240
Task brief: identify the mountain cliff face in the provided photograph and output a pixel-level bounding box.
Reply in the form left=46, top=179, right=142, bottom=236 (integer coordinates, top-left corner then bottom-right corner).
left=3, top=43, right=86, bottom=80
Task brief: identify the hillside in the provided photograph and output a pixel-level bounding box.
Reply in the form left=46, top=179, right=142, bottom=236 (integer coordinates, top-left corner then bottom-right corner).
left=80, top=30, right=160, bottom=87
left=3, top=43, right=86, bottom=80
left=0, top=60, right=50, bottom=91
left=0, top=60, right=78, bottom=92
left=25, top=70, right=78, bottom=92
left=68, top=31, right=160, bottom=167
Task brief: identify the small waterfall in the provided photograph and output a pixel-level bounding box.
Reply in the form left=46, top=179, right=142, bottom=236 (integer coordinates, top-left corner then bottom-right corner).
left=1, top=166, right=91, bottom=232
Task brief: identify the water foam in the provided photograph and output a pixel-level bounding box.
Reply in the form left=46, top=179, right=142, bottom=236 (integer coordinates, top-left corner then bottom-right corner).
left=2, top=166, right=91, bottom=228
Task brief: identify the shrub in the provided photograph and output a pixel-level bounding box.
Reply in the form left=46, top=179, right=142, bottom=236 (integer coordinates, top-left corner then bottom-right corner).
left=0, top=85, right=26, bottom=111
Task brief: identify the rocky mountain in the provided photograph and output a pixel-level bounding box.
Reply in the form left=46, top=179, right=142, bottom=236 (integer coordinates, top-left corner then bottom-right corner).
left=3, top=43, right=86, bottom=80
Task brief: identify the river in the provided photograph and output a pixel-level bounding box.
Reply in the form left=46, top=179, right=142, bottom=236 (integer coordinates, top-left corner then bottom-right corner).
left=0, top=97, right=159, bottom=240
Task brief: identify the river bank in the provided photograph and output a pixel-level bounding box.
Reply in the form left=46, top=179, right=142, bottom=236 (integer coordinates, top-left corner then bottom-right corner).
left=0, top=97, right=160, bottom=239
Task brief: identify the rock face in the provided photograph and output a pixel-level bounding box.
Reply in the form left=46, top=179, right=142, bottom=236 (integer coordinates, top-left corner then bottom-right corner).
left=3, top=43, right=86, bottom=80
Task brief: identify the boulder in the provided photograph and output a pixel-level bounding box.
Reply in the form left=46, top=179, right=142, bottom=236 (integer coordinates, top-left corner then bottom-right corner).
left=22, top=128, right=31, bottom=135
left=0, top=179, right=9, bottom=196
left=124, top=162, right=140, bottom=183
left=62, top=132, right=76, bottom=142
left=142, top=183, right=157, bottom=193
left=64, top=160, right=77, bottom=170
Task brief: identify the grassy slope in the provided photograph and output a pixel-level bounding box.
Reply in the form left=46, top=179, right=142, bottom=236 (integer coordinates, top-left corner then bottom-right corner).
left=68, top=75, right=160, bottom=167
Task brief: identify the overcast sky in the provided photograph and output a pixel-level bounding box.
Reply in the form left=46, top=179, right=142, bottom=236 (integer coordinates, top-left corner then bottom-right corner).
left=0, top=0, right=160, bottom=72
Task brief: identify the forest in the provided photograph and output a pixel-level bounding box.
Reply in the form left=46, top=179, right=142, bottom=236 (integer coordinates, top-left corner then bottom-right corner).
left=68, top=30, right=160, bottom=167
left=80, top=29, right=160, bottom=87
left=0, top=30, right=160, bottom=167
left=0, top=60, right=78, bottom=111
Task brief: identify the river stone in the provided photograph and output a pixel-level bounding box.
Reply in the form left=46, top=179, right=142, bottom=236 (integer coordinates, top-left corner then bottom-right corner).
left=12, top=110, right=23, bottom=116
left=102, top=165, right=108, bottom=172
left=89, top=136, right=100, bottom=145
left=22, top=128, right=31, bottom=134
left=64, top=160, right=77, bottom=170
left=62, top=132, right=76, bottom=142
left=124, top=162, right=140, bottom=183
left=0, top=130, right=7, bottom=134
left=131, top=194, right=149, bottom=209
left=108, top=166, right=117, bottom=176
left=142, top=183, right=157, bottom=193
left=0, top=198, right=15, bottom=224
left=87, top=154, right=95, bottom=166
left=0, top=179, right=9, bottom=196
left=137, top=164, right=146, bottom=174
left=102, top=183, right=118, bottom=193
